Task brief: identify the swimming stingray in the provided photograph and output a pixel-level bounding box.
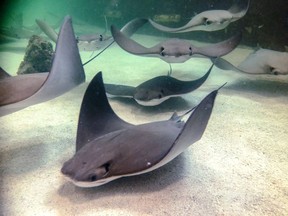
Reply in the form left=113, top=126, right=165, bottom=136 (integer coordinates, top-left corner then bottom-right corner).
left=61, top=71, right=222, bottom=187
left=105, top=63, right=214, bottom=106
left=214, top=49, right=288, bottom=75
left=149, top=0, right=250, bottom=32
left=111, top=24, right=242, bottom=64
left=0, top=16, right=85, bottom=117
left=36, top=18, right=113, bottom=51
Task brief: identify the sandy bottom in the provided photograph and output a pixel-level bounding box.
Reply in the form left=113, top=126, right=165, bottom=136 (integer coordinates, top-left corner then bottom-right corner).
left=0, top=33, right=288, bottom=216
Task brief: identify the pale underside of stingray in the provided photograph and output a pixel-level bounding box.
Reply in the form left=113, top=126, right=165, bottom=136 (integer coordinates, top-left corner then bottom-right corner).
left=149, top=0, right=250, bottom=32
left=111, top=22, right=242, bottom=64
left=214, top=49, right=288, bottom=75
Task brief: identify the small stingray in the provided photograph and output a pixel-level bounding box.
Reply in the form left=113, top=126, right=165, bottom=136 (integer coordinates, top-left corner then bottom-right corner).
left=61, top=72, right=223, bottom=187
left=0, top=16, right=85, bottom=117
left=214, top=49, right=288, bottom=75
left=111, top=23, right=242, bottom=64
left=36, top=18, right=113, bottom=51
left=82, top=18, right=149, bottom=66
left=149, top=0, right=250, bottom=32
left=105, top=63, right=214, bottom=106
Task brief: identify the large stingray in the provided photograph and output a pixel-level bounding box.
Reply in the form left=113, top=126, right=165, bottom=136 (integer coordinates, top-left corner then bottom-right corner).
left=61, top=72, right=222, bottom=187
left=111, top=23, right=242, bottom=64
left=0, top=16, right=85, bottom=117
left=214, top=49, right=288, bottom=75
left=149, top=0, right=250, bottom=32
left=105, top=63, right=214, bottom=106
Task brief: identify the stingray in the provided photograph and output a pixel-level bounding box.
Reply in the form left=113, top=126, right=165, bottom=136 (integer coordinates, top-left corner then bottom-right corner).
left=149, top=0, right=250, bottom=32
left=111, top=23, right=242, bottom=64
left=0, top=16, right=85, bottom=117
left=214, top=49, right=288, bottom=75
left=105, top=63, right=214, bottom=106
left=61, top=71, right=223, bottom=187
left=36, top=18, right=113, bottom=51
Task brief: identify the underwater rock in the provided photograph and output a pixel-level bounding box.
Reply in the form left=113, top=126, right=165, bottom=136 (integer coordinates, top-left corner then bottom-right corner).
left=17, top=35, right=53, bottom=74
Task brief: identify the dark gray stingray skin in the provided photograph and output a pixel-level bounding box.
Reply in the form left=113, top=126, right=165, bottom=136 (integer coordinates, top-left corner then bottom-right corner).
left=0, top=67, right=11, bottom=79
left=111, top=23, right=242, bottom=63
left=61, top=72, right=221, bottom=187
left=0, top=16, right=85, bottom=117
left=105, top=64, right=214, bottom=106
left=149, top=0, right=250, bottom=32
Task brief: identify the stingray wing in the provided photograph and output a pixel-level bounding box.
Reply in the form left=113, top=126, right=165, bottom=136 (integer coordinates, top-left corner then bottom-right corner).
left=0, top=67, right=11, bottom=79
left=213, top=57, right=245, bottom=73
left=111, top=24, right=158, bottom=56
left=36, top=19, right=58, bottom=42
left=76, top=72, right=133, bottom=151
left=120, top=18, right=149, bottom=37
left=148, top=18, right=187, bottom=33
left=0, top=16, right=85, bottom=117
left=149, top=14, right=212, bottom=33
left=193, top=32, right=242, bottom=57
left=144, top=85, right=220, bottom=173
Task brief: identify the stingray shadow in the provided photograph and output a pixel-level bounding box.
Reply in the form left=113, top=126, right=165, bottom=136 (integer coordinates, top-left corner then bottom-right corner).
left=55, top=150, right=217, bottom=216
left=226, top=78, right=288, bottom=98
left=0, top=141, right=47, bottom=175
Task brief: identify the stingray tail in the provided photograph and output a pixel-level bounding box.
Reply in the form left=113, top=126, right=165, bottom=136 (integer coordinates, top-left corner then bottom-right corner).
left=170, top=81, right=226, bottom=124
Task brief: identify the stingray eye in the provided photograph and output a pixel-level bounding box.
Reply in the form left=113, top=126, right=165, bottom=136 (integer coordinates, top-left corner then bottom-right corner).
left=204, top=18, right=212, bottom=25
left=160, top=47, right=165, bottom=56
left=89, top=174, right=97, bottom=182
left=158, top=94, right=162, bottom=99
left=99, top=34, right=103, bottom=41
left=189, top=47, right=193, bottom=56
left=271, top=67, right=279, bottom=75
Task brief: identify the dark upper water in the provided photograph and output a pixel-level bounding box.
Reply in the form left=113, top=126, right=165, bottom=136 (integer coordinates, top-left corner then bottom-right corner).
left=0, top=0, right=287, bottom=50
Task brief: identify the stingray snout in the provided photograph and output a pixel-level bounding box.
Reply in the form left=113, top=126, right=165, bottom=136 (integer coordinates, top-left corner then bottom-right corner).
left=61, top=159, right=74, bottom=177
